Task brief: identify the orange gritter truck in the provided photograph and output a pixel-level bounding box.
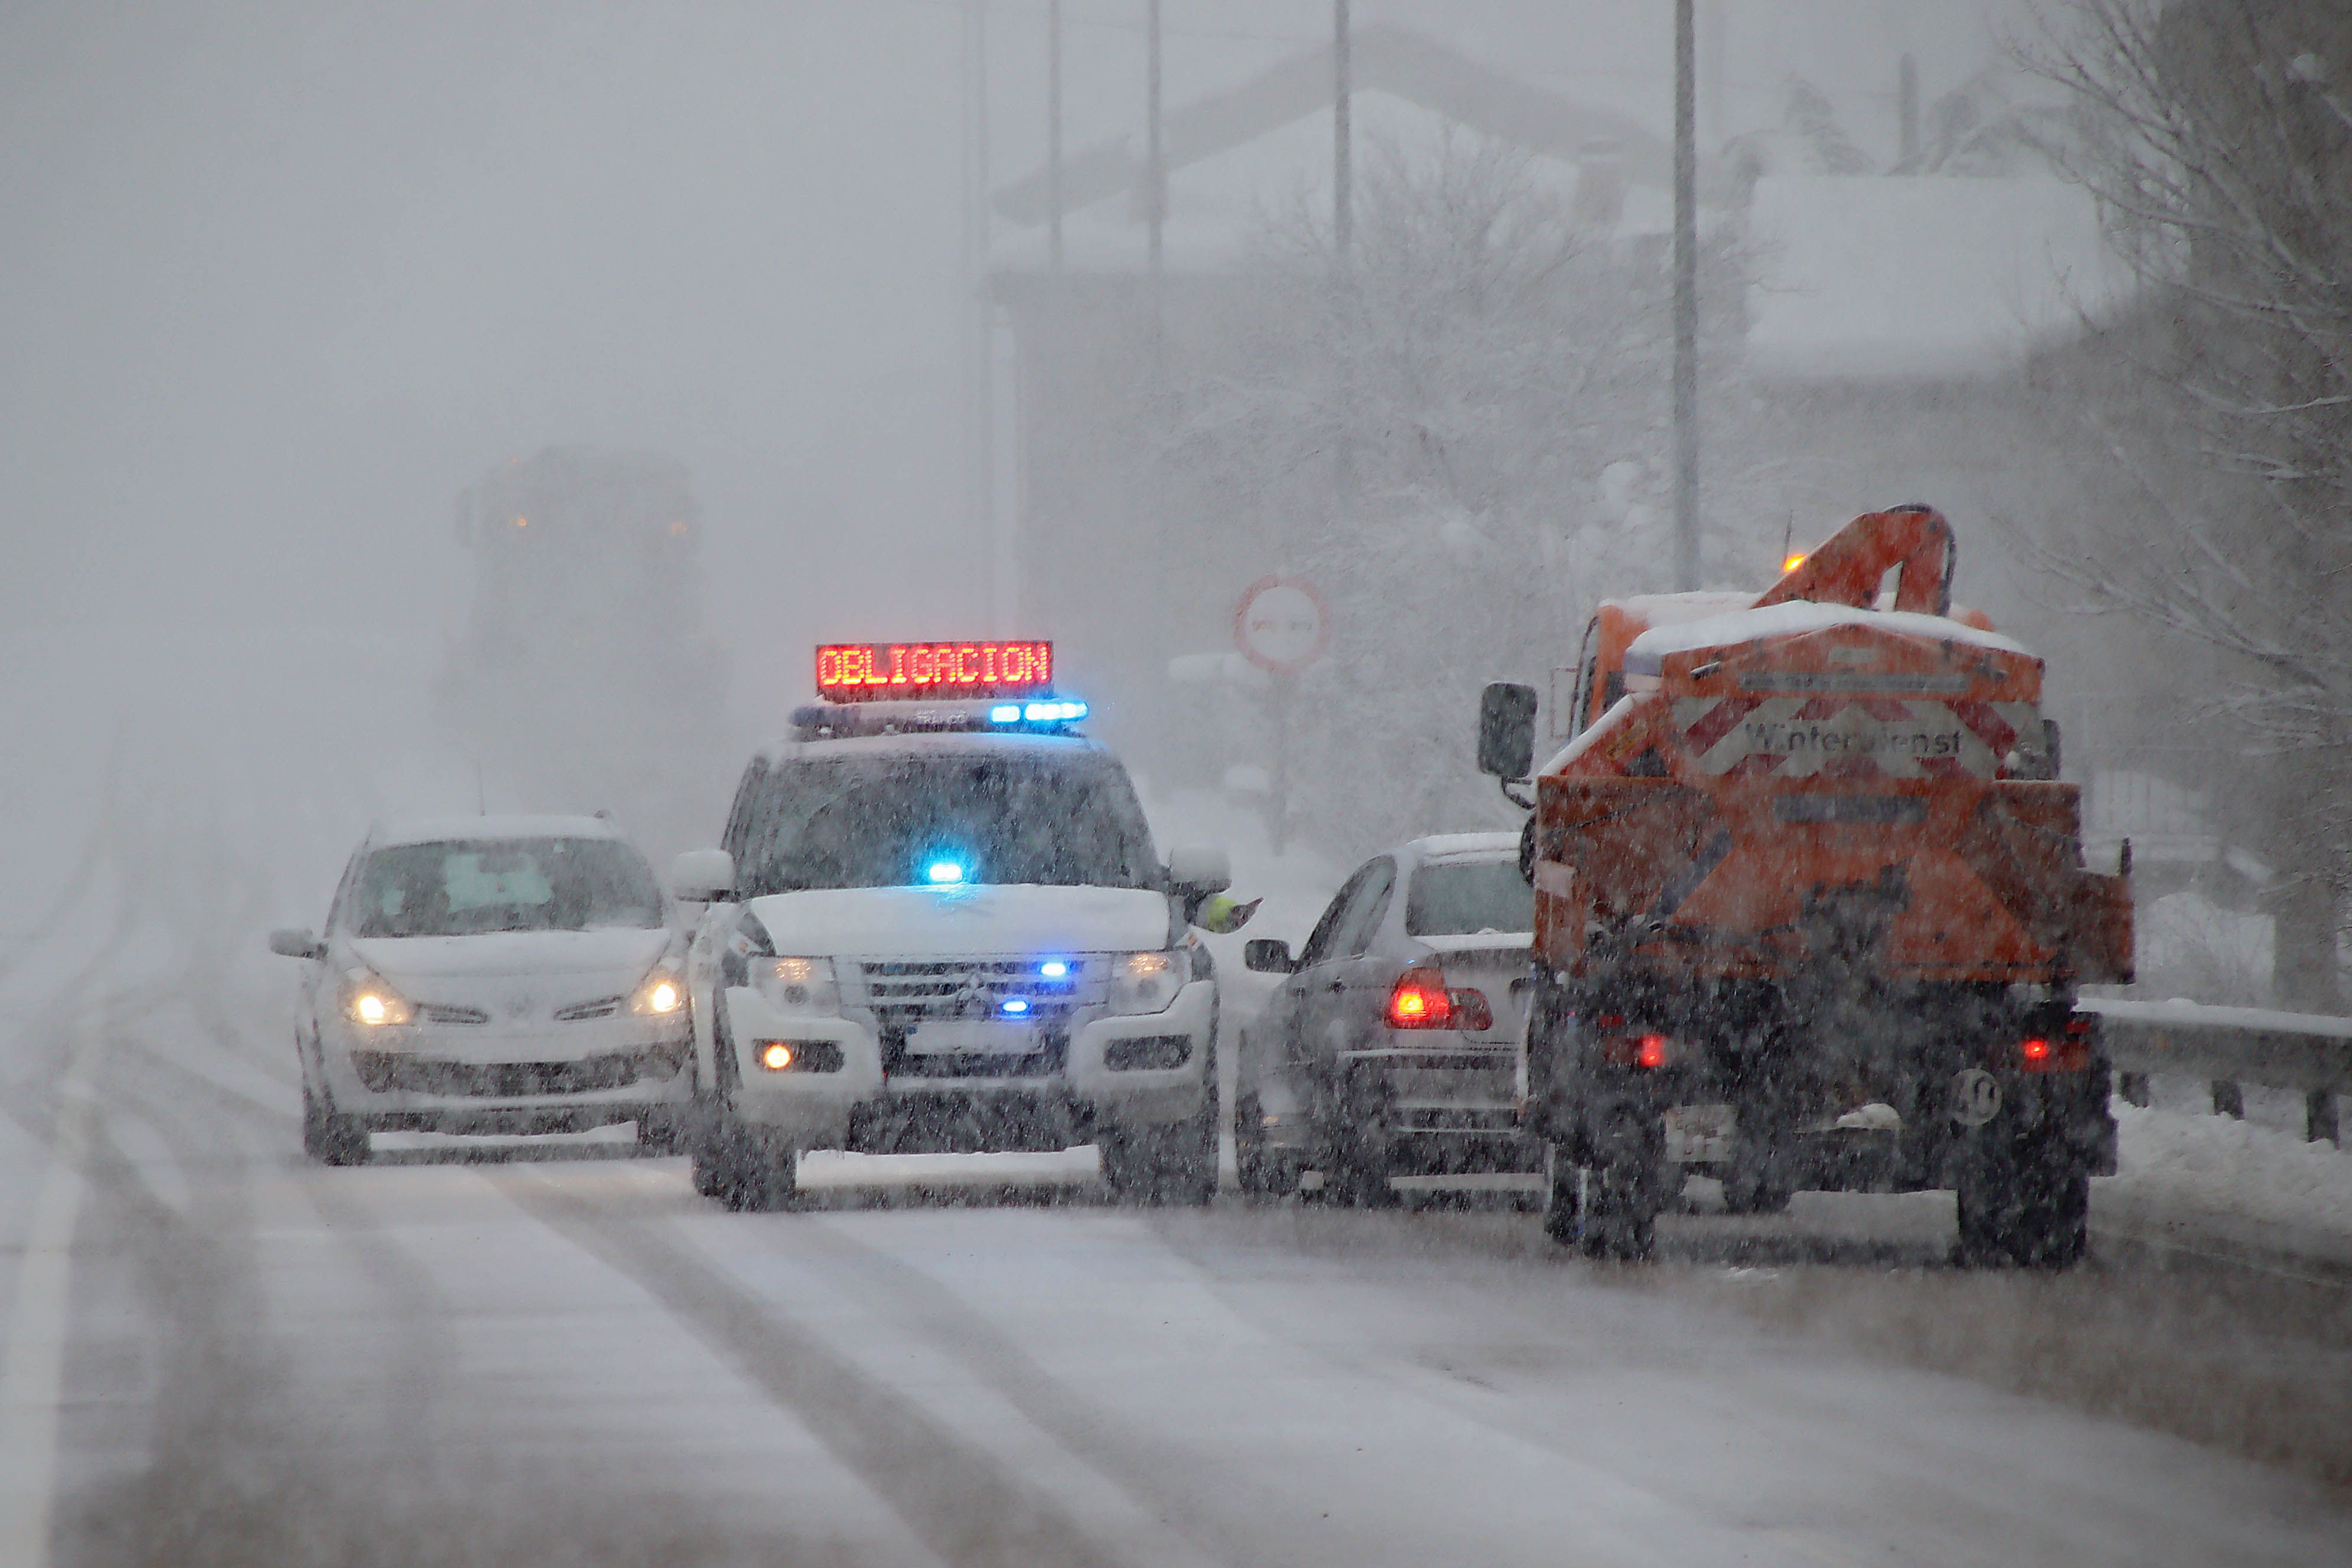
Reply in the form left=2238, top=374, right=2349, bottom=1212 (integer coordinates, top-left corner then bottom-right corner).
left=1476, top=505, right=2132, bottom=1264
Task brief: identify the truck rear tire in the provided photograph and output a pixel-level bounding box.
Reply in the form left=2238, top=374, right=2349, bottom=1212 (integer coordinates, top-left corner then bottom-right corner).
left=1955, top=1122, right=2088, bottom=1268
left=1542, top=1145, right=1582, bottom=1244
left=1102, top=1102, right=1217, bottom=1207
left=1580, top=1157, right=1659, bottom=1260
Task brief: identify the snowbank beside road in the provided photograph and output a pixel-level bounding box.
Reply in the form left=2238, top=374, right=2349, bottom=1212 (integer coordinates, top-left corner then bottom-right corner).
left=2103, top=1100, right=2352, bottom=1243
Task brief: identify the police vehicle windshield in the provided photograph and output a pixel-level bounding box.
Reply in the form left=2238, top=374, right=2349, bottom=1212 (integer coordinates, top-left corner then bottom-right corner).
left=732, top=751, right=1160, bottom=895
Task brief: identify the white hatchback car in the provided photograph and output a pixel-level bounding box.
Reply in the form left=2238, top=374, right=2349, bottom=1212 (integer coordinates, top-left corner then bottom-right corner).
left=270, top=815, right=694, bottom=1164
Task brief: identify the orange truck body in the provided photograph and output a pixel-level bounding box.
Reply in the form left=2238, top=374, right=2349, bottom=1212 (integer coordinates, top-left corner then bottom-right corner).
left=1535, top=508, right=2131, bottom=988
left=1511, top=506, right=2130, bottom=1263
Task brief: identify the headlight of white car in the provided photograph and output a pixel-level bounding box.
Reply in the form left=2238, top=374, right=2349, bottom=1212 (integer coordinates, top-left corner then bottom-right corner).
left=758, top=956, right=841, bottom=1014
left=340, top=969, right=413, bottom=1027
left=1105, top=950, right=1185, bottom=1016
left=629, top=962, right=687, bottom=1017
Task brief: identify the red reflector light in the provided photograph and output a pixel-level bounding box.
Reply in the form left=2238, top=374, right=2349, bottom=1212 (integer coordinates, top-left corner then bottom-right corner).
left=815, top=641, right=1053, bottom=702
left=1595, top=1012, right=1624, bottom=1029
left=1387, top=967, right=1455, bottom=1030
left=2016, top=1025, right=2091, bottom=1073
left=1597, top=1026, right=1674, bottom=1067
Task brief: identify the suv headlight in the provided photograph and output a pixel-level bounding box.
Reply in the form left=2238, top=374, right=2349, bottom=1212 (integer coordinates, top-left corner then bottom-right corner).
left=629, top=962, right=687, bottom=1017
left=340, top=969, right=413, bottom=1027
left=1106, top=950, right=1185, bottom=1017
left=758, top=956, right=841, bottom=1014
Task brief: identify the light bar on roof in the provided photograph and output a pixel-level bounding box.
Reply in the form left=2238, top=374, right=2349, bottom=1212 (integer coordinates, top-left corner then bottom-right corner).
left=815, top=641, right=1053, bottom=703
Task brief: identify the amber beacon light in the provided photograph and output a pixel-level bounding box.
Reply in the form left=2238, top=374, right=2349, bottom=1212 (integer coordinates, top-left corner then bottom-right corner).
left=814, top=641, right=1054, bottom=702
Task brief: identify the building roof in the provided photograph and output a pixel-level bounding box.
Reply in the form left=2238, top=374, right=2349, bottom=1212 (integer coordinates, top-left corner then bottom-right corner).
left=993, top=24, right=1669, bottom=232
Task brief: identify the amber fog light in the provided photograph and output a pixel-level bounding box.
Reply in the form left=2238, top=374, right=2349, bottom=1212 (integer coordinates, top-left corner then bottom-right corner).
left=759, top=1041, right=795, bottom=1072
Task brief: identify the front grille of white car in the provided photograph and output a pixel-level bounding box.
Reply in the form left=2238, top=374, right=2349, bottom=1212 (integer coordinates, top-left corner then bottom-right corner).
left=415, top=1003, right=491, bottom=1026
left=845, top=958, right=1103, bottom=1025
left=553, top=996, right=624, bottom=1021
left=352, top=1039, right=689, bottom=1097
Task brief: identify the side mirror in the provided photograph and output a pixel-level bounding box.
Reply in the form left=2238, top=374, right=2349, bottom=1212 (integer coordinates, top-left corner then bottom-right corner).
left=1164, top=845, right=1231, bottom=899
left=1477, top=681, right=1538, bottom=779
left=669, top=848, right=735, bottom=902
left=1243, top=938, right=1296, bottom=974
left=269, top=927, right=324, bottom=960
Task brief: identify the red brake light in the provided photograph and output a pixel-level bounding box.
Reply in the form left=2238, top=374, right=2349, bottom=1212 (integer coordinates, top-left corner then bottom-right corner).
left=1636, top=1032, right=1668, bottom=1069
left=2020, top=1036, right=2051, bottom=1063
left=1387, top=967, right=1455, bottom=1030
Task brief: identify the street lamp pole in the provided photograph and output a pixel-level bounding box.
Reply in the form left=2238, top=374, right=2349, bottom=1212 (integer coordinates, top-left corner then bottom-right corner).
left=1671, top=0, right=1700, bottom=591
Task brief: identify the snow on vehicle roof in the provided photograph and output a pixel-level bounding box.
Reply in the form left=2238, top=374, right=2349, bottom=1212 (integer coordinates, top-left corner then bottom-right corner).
left=755, top=729, right=1109, bottom=767
left=1625, top=600, right=2033, bottom=673
left=1409, top=832, right=1522, bottom=862
left=371, top=814, right=626, bottom=847
left=1604, top=591, right=1756, bottom=626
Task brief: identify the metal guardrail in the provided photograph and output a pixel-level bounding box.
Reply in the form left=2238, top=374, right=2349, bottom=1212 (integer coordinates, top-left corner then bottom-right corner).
left=2082, top=997, right=2352, bottom=1144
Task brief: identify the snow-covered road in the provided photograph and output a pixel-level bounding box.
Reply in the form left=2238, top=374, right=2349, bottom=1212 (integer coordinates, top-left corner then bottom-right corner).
left=7, top=1005, right=2347, bottom=1568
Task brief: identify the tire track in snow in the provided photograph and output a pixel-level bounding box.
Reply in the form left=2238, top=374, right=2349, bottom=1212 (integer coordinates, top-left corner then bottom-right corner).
left=501, top=1171, right=1136, bottom=1568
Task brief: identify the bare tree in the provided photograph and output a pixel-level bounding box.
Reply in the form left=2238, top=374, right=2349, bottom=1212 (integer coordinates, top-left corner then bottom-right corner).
left=2024, top=0, right=2352, bottom=1005
left=1162, top=134, right=1755, bottom=851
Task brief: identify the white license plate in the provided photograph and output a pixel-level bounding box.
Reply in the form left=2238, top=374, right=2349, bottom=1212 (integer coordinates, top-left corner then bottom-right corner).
left=1662, top=1103, right=1736, bottom=1164
left=907, top=1020, right=1043, bottom=1055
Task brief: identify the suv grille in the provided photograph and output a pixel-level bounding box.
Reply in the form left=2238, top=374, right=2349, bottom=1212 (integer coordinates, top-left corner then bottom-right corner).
left=847, top=958, right=1103, bottom=1025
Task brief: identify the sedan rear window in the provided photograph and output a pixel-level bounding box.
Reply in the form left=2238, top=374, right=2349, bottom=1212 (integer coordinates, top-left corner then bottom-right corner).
left=1405, top=860, right=1535, bottom=937
left=349, top=838, right=664, bottom=936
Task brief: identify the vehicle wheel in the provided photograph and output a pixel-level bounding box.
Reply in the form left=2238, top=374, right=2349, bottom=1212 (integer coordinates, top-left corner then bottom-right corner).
left=1233, top=1090, right=1296, bottom=1200
left=635, top=1110, right=684, bottom=1156
left=1955, top=1118, right=2088, bottom=1268
left=1579, top=1156, right=1659, bottom=1260
left=301, top=1080, right=371, bottom=1167
left=1541, top=1144, right=1582, bottom=1244
left=1720, top=1157, right=1792, bottom=1216
left=690, top=1003, right=799, bottom=1211
left=1101, top=1099, right=1217, bottom=1207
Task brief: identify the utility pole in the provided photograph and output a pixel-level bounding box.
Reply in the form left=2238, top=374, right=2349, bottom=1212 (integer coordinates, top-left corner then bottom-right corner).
left=1145, top=0, right=1165, bottom=339
left=1671, top=0, right=1700, bottom=591
left=1047, top=0, right=1063, bottom=269
left=961, top=0, right=1001, bottom=626
left=1334, top=0, right=1352, bottom=261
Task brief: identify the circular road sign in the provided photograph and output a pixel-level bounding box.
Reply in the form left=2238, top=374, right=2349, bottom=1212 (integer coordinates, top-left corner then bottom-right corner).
left=1233, top=576, right=1329, bottom=675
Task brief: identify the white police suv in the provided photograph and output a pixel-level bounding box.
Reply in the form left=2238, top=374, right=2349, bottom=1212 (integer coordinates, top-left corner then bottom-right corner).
left=673, top=641, right=1230, bottom=1208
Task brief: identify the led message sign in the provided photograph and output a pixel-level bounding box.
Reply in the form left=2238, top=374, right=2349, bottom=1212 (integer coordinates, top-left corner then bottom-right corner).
left=815, top=641, right=1054, bottom=702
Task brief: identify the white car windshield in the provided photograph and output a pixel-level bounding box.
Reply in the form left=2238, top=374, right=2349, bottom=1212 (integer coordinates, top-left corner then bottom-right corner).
left=348, top=838, right=665, bottom=937
left=733, top=752, right=1160, bottom=896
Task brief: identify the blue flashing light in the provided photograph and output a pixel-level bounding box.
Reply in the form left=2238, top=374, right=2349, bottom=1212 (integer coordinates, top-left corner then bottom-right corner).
left=989, top=704, right=1022, bottom=723
left=1000, top=997, right=1031, bottom=1016
left=1038, top=959, right=1070, bottom=979
left=1023, top=699, right=1088, bottom=723
left=925, top=860, right=966, bottom=885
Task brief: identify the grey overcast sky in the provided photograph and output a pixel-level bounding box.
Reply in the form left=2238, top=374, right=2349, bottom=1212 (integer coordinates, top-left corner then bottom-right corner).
left=0, top=2, right=2014, bottom=725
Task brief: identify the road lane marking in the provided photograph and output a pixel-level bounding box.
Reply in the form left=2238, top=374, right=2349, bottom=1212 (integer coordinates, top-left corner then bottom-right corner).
left=0, top=1017, right=104, bottom=1568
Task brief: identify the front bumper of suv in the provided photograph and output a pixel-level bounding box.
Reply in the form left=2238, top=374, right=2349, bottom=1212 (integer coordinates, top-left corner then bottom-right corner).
left=718, top=976, right=1215, bottom=1150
